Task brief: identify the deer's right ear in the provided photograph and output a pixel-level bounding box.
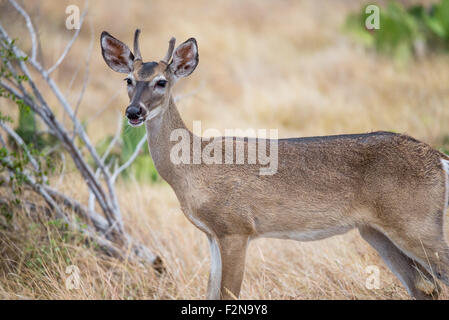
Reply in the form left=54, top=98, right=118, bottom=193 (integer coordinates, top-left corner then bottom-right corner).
left=100, top=31, right=134, bottom=73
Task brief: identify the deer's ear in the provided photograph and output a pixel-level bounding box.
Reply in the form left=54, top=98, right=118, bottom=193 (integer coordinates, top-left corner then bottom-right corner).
left=100, top=31, right=134, bottom=73
left=169, top=38, right=198, bottom=80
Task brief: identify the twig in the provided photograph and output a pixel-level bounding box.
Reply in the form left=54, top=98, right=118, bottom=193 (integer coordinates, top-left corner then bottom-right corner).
left=72, top=17, right=94, bottom=140
left=111, top=134, right=147, bottom=184
left=0, top=155, right=67, bottom=223
left=0, top=23, right=117, bottom=214
left=0, top=22, right=120, bottom=230
left=86, top=90, right=121, bottom=125
left=0, top=133, right=6, bottom=147
left=46, top=5, right=87, bottom=75
left=102, top=114, right=123, bottom=164
left=56, top=151, right=66, bottom=187
left=8, top=0, right=37, bottom=61
left=0, top=120, right=40, bottom=171
left=89, top=113, right=122, bottom=211
left=0, top=76, right=116, bottom=228
left=43, top=185, right=109, bottom=234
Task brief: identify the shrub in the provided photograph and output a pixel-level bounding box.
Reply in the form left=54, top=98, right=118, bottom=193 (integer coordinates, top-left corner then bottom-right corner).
left=344, top=0, right=449, bottom=61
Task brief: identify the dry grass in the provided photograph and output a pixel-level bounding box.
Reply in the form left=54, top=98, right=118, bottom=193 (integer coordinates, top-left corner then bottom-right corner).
left=1, top=0, right=449, bottom=299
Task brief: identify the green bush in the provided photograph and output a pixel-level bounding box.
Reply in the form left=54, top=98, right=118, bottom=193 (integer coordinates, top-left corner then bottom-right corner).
left=423, top=0, right=449, bottom=46
left=344, top=0, right=449, bottom=61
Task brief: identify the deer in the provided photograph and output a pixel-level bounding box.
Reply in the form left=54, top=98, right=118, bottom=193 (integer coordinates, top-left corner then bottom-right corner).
left=100, top=29, right=449, bottom=300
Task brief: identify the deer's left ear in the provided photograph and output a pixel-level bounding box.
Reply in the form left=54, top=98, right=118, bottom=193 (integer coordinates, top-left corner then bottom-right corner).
left=169, top=38, right=199, bottom=80
left=100, top=31, right=134, bottom=73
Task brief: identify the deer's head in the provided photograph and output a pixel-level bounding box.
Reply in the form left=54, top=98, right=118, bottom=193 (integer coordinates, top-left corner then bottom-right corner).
left=100, top=29, right=199, bottom=127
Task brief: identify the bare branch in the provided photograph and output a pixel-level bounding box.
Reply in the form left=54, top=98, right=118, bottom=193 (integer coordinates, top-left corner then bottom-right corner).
left=89, top=114, right=122, bottom=211
left=0, top=120, right=40, bottom=172
left=0, top=5, right=163, bottom=268
left=0, top=132, right=6, bottom=148
left=8, top=0, right=37, bottom=61
left=0, top=21, right=121, bottom=226
left=0, top=21, right=110, bottom=181
left=47, top=6, right=87, bottom=75
left=56, top=151, right=66, bottom=187
left=86, top=90, right=121, bottom=125
left=72, top=18, right=94, bottom=139
left=43, top=185, right=109, bottom=233
left=0, top=79, right=22, bottom=100
left=102, top=114, right=123, bottom=164
left=0, top=155, right=67, bottom=223
left=1, top=73, right=117, bottom=228
left=111, top=134, right=147, bottom=184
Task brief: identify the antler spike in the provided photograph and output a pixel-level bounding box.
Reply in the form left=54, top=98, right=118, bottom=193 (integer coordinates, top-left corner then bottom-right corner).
left=133, top=29, right=142, bottom=61
left=162, top=37, right=176, bottom=64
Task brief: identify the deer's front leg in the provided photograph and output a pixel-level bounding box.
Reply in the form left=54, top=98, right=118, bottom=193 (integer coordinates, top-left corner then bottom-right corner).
left=206, top=235, right=249, bottom=300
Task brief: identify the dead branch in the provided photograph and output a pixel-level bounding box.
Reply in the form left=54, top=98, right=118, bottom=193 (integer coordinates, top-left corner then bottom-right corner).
left=47, top=4, right=87, bottom=75
left=0, top=121, right=40, bottom=172
left=8, top=0, right=37, bottom=61
left=111, top=134, right=147, bottom=184
left=0, top=2, right=162, bottom=268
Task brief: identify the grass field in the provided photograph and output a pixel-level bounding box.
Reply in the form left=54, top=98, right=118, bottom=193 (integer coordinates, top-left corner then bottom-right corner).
left=1, top=0, right=449, bottom=299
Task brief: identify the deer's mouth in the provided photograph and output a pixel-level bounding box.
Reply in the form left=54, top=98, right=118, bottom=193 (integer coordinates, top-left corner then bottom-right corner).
left=128, top=117, right=144, bottom=127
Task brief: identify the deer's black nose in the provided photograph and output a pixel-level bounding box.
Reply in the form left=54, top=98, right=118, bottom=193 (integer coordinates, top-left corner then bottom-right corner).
left=126, top=105, right=142, bottom=120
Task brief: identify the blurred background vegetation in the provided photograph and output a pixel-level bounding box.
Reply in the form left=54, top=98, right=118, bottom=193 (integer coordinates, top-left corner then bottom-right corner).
left=345, top=0, right=449, bottom=61
left=1, top=0, right=449, bottom=299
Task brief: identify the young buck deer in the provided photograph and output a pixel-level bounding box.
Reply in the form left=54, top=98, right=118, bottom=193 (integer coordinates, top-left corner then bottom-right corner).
left=101, top=29, right=449, bottom=300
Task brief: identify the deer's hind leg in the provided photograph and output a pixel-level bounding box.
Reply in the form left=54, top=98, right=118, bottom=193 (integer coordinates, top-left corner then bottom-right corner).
left=372, top=206, right=449, bottom=289
left=359, top=226, right=440, bottom=300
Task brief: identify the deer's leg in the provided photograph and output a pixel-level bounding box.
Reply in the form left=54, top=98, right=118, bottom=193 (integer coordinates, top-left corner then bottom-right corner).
left=206, top=235, right=249, bottom=300
left=373, top=207, right=449, bottom=288
left=206, top=236, right=222, bottom=300
left=359, top=226, right=440, bottom=300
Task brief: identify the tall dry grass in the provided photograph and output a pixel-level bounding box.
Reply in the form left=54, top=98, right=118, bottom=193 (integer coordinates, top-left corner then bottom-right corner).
left=1, top=0, right=449, bottom=299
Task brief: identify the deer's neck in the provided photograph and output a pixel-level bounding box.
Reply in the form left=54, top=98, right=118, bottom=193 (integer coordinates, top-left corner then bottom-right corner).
left=145, top=96, right=191, bottom=187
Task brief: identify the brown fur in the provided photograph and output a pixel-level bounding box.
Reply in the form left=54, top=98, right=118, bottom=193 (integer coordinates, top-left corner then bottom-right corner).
left=134, top=62, right=166, bottom=81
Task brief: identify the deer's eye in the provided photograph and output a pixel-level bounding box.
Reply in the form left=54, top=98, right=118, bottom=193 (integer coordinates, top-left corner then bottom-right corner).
left=156, top=79, right=167, bottom=88
left=124, top=78, right=132, bottom=85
